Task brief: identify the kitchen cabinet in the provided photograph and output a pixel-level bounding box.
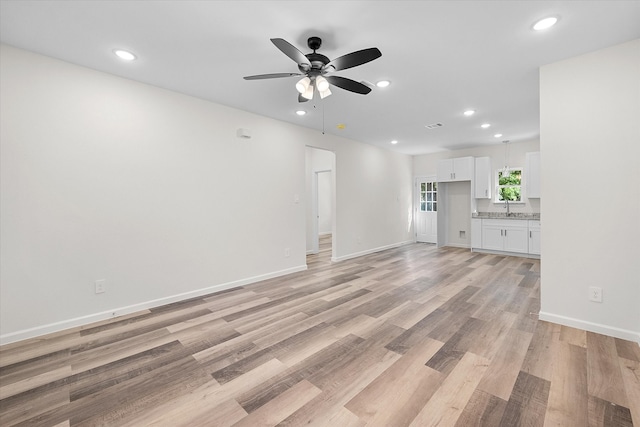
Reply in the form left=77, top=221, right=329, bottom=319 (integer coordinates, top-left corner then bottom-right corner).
left=528, top=220, right=541, bottom=255
left=526, top=151, right=541, bottom=198
left=481, top=219, right=528, bottom=254
left=474, top=157, right=491, bottom=199
left=437, top=156, right=473, bottom=182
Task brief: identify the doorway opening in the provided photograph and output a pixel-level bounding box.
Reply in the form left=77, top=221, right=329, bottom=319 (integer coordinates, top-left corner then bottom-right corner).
left=305, top=147, right=336, bottom=262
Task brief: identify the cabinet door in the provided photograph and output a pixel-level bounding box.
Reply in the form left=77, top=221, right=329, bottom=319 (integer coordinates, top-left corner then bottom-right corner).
left=504, top=226, right=529, bottom=253
left=437, top=159, right=454, bottom=182
left=529, top=229, right=541, bottom=255
left=482, top=226, right=504, bottom=251
left=453, top=157, right=473, bottom=181
left=528, top=222, right=541, bottom=255
left=526, top=152, right=541, bottom=198
left=474, top=157, right=491, bottom=199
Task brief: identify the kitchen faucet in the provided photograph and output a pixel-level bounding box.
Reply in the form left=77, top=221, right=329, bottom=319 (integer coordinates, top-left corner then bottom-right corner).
left=505, top=198, right=511, bottom=216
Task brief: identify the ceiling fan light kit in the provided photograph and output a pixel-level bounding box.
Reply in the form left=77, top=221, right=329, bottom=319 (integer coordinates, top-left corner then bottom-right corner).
left=319, top=87, right=331, bottom=99
left=295, top=76, right=311, bottom=93
left=315, top=76, right=329, bottom=92
left=301, top=84, right=314, bottom=100
left=244, top=36, right=382, bottom=103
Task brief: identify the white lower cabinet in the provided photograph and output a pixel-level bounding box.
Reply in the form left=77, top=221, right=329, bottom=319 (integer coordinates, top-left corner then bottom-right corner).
left=481, top=219, right=529, bottom=254
left=528, top=220, right=541, bottom=255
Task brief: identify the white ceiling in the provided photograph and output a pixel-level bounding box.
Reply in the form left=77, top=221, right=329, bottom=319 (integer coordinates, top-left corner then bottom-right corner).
left=1, top=1, right=639, bottom=155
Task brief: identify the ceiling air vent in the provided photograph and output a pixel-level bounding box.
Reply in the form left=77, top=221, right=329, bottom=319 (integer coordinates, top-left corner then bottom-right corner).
left=425, top=123, right=443, bottom=129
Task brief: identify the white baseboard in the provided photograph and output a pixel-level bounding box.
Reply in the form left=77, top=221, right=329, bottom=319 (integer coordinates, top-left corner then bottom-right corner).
left=0, top=265, right=307, bottom=346
left=539, top=311, right=640, bottom=344
left=331, top=240, right=414, bottom=263
left=444, top=243, right=470, bottom=249
left=471, top=247, right=540, bottom=259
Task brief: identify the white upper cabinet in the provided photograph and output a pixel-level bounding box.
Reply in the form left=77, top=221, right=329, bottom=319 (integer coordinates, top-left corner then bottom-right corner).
left=437, top=156, right=473, bottom=182
left=526, top=151, right=541, bottom=198
left=474, top=157, right=491, bottom=199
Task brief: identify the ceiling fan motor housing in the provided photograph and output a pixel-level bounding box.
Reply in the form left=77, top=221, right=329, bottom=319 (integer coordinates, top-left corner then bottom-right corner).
left=301, top=52, right=330, bottom=75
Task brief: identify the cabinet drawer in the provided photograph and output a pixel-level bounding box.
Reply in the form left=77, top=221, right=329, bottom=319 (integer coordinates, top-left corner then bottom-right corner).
left=482, top=219, right=528, bottom=228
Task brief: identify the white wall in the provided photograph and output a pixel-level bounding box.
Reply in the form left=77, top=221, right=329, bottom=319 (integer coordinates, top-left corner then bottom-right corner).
left=0, top=44, right=414, bottom=343
left=317, top=172, right=332, bottom=235
left=445, top=182, right=471, bottom=247
left=539, top=39, right=640, bottom=343
left=414, top=140, right=541, bottom=215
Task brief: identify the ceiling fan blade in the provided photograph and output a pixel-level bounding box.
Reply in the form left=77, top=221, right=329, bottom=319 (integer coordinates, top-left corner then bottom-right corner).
left=325, top=47, right=381, bottom=72
left=325, top=76, right=372, bottom=94
left=298, top=94, right=309, bottom=103
left=271, top=38, right=311, bottom=67
left=243, top=73, right=301, bottom=80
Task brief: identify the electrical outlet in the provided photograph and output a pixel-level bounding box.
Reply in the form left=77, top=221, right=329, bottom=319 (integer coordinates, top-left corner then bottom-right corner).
left=95, top=279, right=106, bottom=294
left=588, top=286, right=602, bottom=303
left=284, top=248, right=290, bottom=257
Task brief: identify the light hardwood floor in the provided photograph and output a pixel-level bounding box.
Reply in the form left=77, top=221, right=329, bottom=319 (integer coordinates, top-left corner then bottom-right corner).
left=1, top=238, right=639, bottom=426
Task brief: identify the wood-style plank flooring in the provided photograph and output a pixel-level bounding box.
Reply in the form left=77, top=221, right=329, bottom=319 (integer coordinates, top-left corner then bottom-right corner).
left=1, top=235, right=639, bottom=426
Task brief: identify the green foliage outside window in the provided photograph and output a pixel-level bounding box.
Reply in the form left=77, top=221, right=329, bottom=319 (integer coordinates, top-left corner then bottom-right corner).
left=497, top=169, right=522, bottom=202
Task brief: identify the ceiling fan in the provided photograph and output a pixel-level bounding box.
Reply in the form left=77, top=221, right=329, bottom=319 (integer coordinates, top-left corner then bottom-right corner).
left=243, top=37, right=382, bottom=102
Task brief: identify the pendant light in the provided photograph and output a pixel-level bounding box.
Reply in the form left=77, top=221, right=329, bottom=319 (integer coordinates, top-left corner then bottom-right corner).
left=501, top=140, right=511, bottom=176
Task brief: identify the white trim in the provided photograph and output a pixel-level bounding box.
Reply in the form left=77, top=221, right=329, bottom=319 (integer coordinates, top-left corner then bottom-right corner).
left=0, top=265, right=307, bottom=345
left=539, top=311, right=640, bottom=345
left=331, top=240, right=414, bottom=262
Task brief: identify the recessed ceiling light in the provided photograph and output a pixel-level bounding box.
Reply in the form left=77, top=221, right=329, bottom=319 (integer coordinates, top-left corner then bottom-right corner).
left=463, top=110, right=475, bottom=116
left=113, top=49, right=136, bottom=61
left=494, top=133, right=503, bottom=138
left=533, top=16, right=558, bottom=31
left=376, top=80, right=391, bottom=88
left=390, top=140, right=398, bottom=145
left=481, top=123, right=491, bottom=129
left=295, top=110, right=306, bottom=116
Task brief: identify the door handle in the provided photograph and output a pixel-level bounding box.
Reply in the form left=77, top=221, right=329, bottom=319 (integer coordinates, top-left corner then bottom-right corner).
left=530, top=231, right=532, bottom=238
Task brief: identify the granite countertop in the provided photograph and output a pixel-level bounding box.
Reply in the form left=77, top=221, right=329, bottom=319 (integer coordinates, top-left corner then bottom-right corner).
left=472, top=212, right=540, bottom=220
